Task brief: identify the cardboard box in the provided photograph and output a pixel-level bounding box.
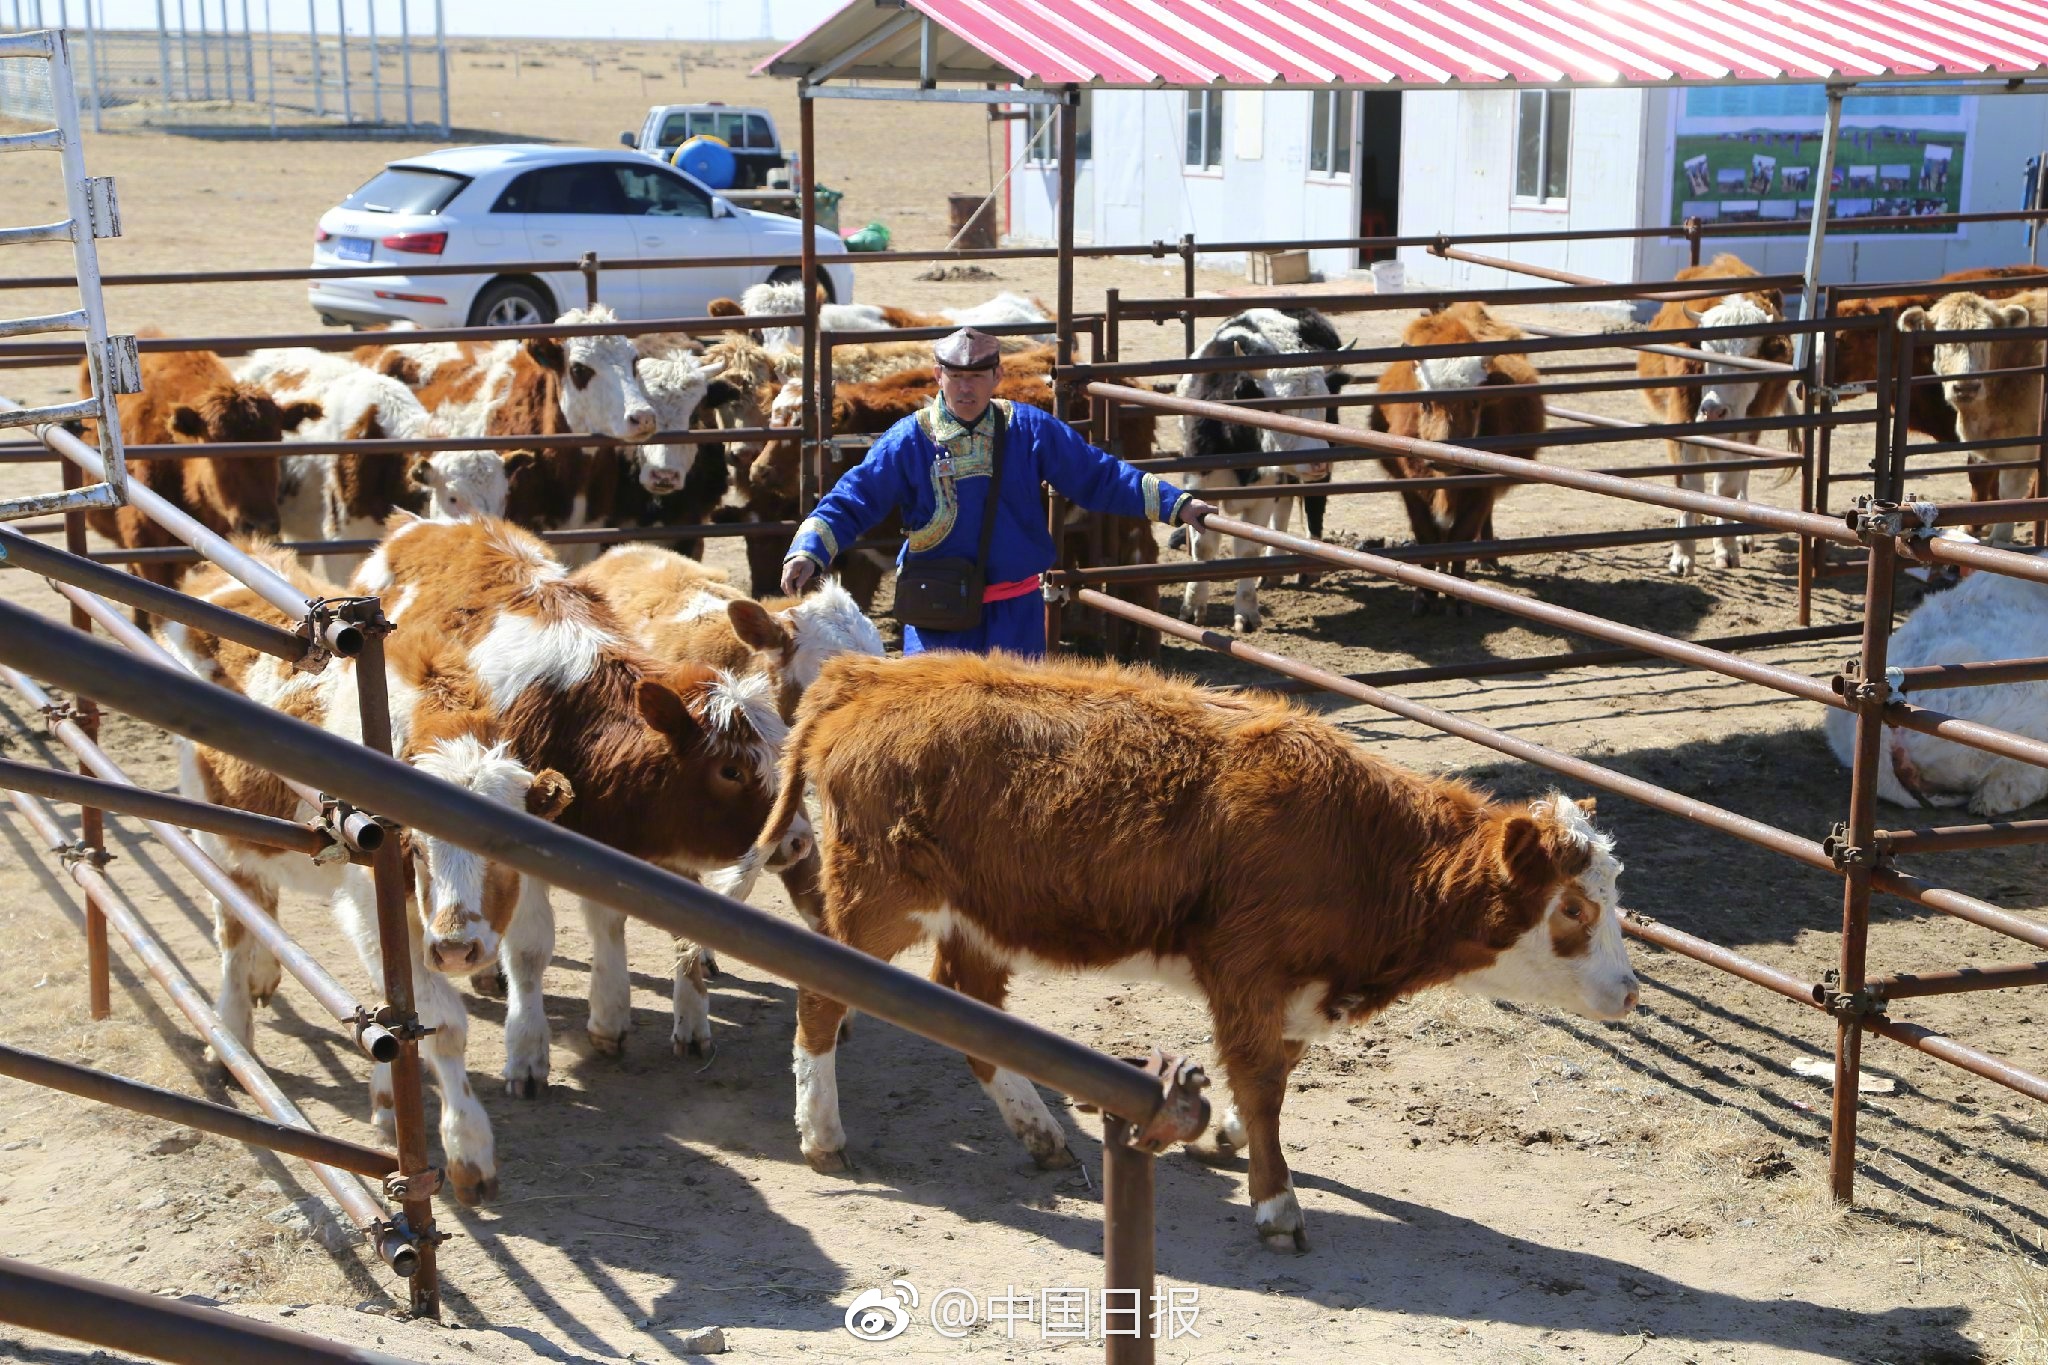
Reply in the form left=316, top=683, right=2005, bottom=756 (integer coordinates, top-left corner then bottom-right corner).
left=1247, top=249, right=1310, bottom=286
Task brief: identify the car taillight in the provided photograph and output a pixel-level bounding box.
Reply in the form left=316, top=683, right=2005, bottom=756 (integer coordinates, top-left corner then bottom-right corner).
left=380, top=232, right=447, bottom=255
left=314, top=227, right=331, bottom=242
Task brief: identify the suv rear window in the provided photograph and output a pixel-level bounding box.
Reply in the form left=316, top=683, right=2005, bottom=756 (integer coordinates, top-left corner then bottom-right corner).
left=343, top=167, right=468, bottom=215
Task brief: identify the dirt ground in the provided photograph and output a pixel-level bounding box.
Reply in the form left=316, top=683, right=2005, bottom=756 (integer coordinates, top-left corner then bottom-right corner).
left=3, top=36, right=2048, bottom=1365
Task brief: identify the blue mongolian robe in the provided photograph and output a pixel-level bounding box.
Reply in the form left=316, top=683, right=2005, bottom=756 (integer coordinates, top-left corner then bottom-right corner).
left=785, top=397, right=1194, bottom=657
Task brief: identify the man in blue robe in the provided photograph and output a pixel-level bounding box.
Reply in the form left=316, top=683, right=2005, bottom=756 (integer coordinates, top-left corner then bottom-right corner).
left=780, top=327, right=1213, bottom=657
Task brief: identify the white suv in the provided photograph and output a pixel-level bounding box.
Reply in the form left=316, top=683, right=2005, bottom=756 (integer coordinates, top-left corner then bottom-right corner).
left=308, top=144, right=854, bottom=329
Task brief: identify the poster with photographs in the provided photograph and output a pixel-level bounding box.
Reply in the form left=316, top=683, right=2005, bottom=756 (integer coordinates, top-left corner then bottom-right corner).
left=1669, top=86, right=1972, bottom=235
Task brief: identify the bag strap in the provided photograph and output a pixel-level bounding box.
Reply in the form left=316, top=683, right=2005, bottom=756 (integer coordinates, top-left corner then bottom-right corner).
left=971, top=403, right=1008, bottom=572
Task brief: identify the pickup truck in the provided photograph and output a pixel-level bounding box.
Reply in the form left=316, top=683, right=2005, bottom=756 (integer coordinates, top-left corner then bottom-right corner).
left=621, top=103, right=786, bottom=190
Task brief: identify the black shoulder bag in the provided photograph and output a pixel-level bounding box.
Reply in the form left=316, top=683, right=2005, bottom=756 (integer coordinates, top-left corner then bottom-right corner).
left=893, top=407, right=1008, bottom=634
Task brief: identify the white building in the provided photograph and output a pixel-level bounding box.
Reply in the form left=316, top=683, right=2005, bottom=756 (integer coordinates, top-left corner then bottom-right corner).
left=1006, top=86, right=2048, bottom=297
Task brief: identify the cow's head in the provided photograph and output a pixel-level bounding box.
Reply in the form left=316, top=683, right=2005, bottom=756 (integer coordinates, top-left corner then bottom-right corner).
left=527, top=304, right=658, bottom=441
left=1899, top=292, right=2034, bottom=409
left=1454, top=795, right=1639, bottom=1020
left=633, top=355, right=728, bottom=494
left=728, top=577, right=885, bottom=719
left=168, top=383, right=322, bottom=447
left=1411, top=353, right=1498, bottom=447
left=409, top=448, right=512, bottom=521
left=404, top=728, right=574, bottom=974
left=634, top=663, right=805, bottom=869
left=1681, top=296, right=1774, bottom=423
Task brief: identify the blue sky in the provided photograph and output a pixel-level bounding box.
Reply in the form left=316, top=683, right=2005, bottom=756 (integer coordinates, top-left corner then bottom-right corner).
left=30, top=0, right=847, bottom=41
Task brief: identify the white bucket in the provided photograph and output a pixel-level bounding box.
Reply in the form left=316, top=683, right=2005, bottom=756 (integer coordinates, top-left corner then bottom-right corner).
left=1370, top=259, right=1405, bottom=294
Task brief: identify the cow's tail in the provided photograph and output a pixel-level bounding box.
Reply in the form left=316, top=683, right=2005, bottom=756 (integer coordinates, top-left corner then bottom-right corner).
left=707, top=707, right=820, bottom=901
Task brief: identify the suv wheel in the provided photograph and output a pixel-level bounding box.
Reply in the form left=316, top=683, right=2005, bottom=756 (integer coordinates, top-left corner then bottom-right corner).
left=469, top=278, right=555, bottom=328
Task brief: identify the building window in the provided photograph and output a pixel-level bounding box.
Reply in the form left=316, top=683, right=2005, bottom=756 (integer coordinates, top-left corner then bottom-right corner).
left=1185, top=89, right=1223, bottom=171
left=1309, top=90, right=1355, bottom=178
left=1514, top=90, right=1571, bottom=203
left=1024, top=94, right=1091, bottom=165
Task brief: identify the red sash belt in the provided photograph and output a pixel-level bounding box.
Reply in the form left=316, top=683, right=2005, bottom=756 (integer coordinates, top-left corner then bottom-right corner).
left=982, top=574, right=1042, bottom=604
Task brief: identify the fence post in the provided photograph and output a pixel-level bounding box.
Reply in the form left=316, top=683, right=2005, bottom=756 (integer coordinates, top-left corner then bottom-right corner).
left=399, top=0, right=411, bottom=129
left=305, top=0, right=320, bottom=117
left=348, top=612, right=441, bottom=1318
left=1101, top=1116, right=1156, bottom=1365
left=1178, top=232, right=1195, bottom=358
left=333, top=0, right=349, bottom=124
left=58, top=459, right=110, bottom=1022
left=579, top=251, right=598, bottom=308
left=431, top=0, right=445, bottom=139
left=366, top=0, right=379, bottom=123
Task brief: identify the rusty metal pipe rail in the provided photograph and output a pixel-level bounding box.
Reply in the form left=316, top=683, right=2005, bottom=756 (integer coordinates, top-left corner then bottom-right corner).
left=1892, top=433, right=2048, bottom=459
left=1543, top=405, right=1812, bottom=462
left=1825, top=267, right=2048, bottom=301
left=0, top=425, right=781, bottom=463
left=0, top=524, right=306, bottom=663
left=1127, top=367, right=1735, bottom=413
left=1877, top=820, right=2048, bottom=854
left=0, top=784, right=410, bottom=1274
left=1514, top=321, right=1800, bottom=375
left=1104, top=274, right=1809, bottom=324
left=0, top=602, right=1200, bottom=1137
left=1921, top=498, right=2048, bottom=528
left=0, top=755, right=340, bottom=861
left=21, top=404, right=336, bottom=648
left=1866, top=962, right=2048, bottom=1001
left=0, top=310, right=804, bottom=364
left=1428, top=245, right=1784, bottom=304
left=0, top=1042, right=397, bottom=1177
left=0, top=1254, right=424, bottom=1365
left=2, top=665, right=398, bottom=1064
left=1888, top=657, right=2048, bottom=692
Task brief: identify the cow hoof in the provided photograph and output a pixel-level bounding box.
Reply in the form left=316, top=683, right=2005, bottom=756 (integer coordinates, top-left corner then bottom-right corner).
left=1262, top=1227, right=1311, bottom=1254
left=447, top=1160, right=498, bottom=1207
left=1255, top=1191, right=1308, bottom=1253
left=504, top=1072, right=548, bottom=1100
left=672, top=1031, right=714, bottom=1062
left=469, top=965, right=508, bottom=998
left=1667, top=556, right=1693, bottom=577
left=370, top=1102, right=396, bottom=1138
left=1233, top=613, right=1259, bottom=634
left=805, top=1146, right=851, bottom=1174
left=587, top=1027, right=626, bottom=1059
left=1032, top=1142, right=1081, bottom=1171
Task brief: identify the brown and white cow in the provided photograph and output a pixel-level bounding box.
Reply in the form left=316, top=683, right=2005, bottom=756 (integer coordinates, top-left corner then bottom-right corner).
left=741, top=651, right=1638, bottom=1251
left=353, top=514, right=801, bottom=1081
left=162, top=547, right=575, bottom=1205
left=357, top=305, right=659, bottom=566
left=1369, top=303, right=1545, bottom=613
left=78, top=342, right=321, bottom=590
left=1637, top=253, right=1795, bottom=575
left=572, top=543, right=883, bottom=1051
left=1830, top=266, right=2042, bottom=443
left=1898, top=289, right=2048, bottom=544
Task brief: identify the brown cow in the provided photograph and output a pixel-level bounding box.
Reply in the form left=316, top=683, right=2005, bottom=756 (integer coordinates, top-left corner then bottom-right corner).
left=78, top=342, right=320, bottom=590
left=1369, top=303, right=1546, bottom=613
left=1637, top=253, right=1794, bottom=575
left=1898, top=289, right=2048, bottom=544
left=741, top=651, right=1638, bottom=1251
left=353, top=513, right=804, bottom=1080
left=1830, top=265, right=2043, bottom=445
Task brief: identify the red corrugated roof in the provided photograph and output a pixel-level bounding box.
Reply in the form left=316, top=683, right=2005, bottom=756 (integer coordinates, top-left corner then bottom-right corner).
left=763, top=0, right=2048, bottom=87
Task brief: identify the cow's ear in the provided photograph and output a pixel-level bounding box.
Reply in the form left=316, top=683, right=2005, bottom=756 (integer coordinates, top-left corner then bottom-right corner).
left=407, top=455, right=437, bottom=489
left=635, top=678, right=703, bottom=744
left=281, top=399, right=323, bottom=432
left=1897, top=306, right=1930, bottom=332
left=502, top=449, right=537, bottom=480
left=524, top=768, right=575, bottom=822
left=702, top=379, right=741, bottom=408
left=170, top=405, right=209, bottom=439
left=1494, top=813, right=1551, bottom=889
left=526, top=336, right=566, bottom=373
left=1575, top=796, right=1598, bottom=818
left=728, top=599, right=791, bottom=654
left=708, top=297, right=743, bottom=317
left=2001, top=303, right=2034, bottom=329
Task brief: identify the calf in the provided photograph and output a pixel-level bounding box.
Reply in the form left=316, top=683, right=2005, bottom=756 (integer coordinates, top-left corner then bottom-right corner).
left=1176, top=312, right=1334, bottom=632
left=1830, top=266, right=2042, bottom=443
left=79, top=343, right=320, bottom=590
left=163, top=547, right=575, bottom=1205
left=1897, top=289, right=2048, bottom=544
left=1369, top=304, right=1545, bottom=613
left=1637, top=253, right=1795, bottom=575
left=574, top=543, right=883, bottom=1050
left=354, top=514, right=801, bottom=1078
left=742, top=651, right=1637, bottom=1250
left=1823, top=535, right=2048, bottom=814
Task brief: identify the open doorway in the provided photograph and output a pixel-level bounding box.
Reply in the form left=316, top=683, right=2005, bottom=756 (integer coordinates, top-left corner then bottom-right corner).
left=1356, top=91, right=1403, bottom=264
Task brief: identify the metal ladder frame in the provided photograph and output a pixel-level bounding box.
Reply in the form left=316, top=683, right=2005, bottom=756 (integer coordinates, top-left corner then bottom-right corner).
left=0, top=28, right=134, bottom=522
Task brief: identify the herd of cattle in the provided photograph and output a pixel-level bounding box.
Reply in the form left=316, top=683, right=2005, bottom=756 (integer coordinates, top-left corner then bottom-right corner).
left=42, top=252, right=2048, bottom=1244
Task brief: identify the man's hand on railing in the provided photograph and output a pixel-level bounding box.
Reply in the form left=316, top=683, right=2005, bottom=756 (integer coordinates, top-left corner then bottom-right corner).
left=1177, top=497, right=1219, bottom=527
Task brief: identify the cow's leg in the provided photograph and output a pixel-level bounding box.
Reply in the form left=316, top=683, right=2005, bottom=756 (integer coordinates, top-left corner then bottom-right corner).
left=1260, top=486, right=1294, bottom=589
left=1212, top=1008, right=1308, bottom=1252
left=580, top=897, right=634, bottom=1057
left=501, top=878, right=556, bottom=1097
left=793, top=888, right=923, bottom=1173
left=205, top=862, right=280, bottom=1064
left=1230, top=495, right=1273, bottom=632
left=930, top=936, right=1075, bottom=1169
left=1181, top=517, right=1220, bottom=624
left=1995, top=458, right=2037, bottom=546
left=672, top=938, right=715, bottom=1058
left=415, top=952, right=498, bottom=1204
left=1709, top=443, right=1754, bottom=569
left=1668, top=440, right=1703, bottom=575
